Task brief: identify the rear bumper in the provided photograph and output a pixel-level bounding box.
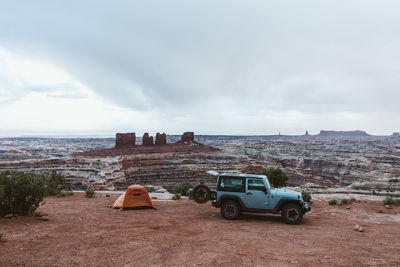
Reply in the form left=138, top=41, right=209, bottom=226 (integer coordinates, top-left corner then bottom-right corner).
left=302, top=202, right=311, bottom=213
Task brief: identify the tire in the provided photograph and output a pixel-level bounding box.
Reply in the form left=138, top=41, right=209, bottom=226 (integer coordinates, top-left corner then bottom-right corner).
left=220, top=199, right=241, bottom=220
left=281, top=203, right=303, bottom=225
left=192, top=184, right=211, bottom=204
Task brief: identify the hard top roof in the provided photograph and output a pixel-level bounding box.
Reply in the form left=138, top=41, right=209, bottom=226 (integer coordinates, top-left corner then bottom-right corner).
left=219, top=173, right=266, bottom=179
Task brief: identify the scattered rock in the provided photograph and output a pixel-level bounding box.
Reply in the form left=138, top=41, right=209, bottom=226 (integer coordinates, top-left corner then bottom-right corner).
left=39, top=216, right=49, bottom=221
left=385, top=205, right=392, bottom=209
left=151, top=196, right=158, bottom=199
left=4, top=214, right=13, bottom=219
left=24, top=223, right=29, bottom=226
left=34, top=211, right=47, bottom=217
left=107, top=205, right=113, bottom=208
left=105, top=194, right=111, bottom=197
left=155, top=189, right=167, bottom=193
left=323, top=256, right=331, bottom=259
left=353, top=225, right=364, bottom=232
left=346, top=207, right=351, bottom=210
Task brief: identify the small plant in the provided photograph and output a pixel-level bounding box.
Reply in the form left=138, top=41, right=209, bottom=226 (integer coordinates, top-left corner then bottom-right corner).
left=328, top=199, right=338, bottom=205
left=341, top=198, right=349, bottom=205
left=173, top=181, right=193, bottom=196
left=301, top=190, right=312, bottom=203
left=172, top=193, right=182, bottom=200
left=59, top=189, right=68, bottom=197
left=85, top=186, right=95, bottom=198
left=350, top=197, right=356, bottom=202
left=383, top=197, right=394, bottom=205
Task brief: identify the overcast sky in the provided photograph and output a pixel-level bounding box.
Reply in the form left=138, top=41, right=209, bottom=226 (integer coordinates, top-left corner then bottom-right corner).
left=0, top=1, right=399, bottom=136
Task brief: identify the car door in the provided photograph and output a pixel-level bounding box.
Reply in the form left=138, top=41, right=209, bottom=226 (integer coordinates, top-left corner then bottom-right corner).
left=244, top=178, right=269, bottom=210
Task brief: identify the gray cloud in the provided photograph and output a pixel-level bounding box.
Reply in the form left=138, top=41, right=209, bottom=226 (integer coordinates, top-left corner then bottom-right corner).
left=0, top=0, right=400, bottom=134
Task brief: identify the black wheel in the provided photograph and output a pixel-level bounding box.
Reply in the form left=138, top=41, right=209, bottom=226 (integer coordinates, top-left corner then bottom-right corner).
left=192, top=184, right=211, bottom=204
left=220, top=200, right=241, bottom=220
left=281, top=203, right=303, bottom=225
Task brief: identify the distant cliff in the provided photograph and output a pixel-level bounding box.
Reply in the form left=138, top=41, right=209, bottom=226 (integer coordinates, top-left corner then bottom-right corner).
left=318, top=130, right=370, bottom=137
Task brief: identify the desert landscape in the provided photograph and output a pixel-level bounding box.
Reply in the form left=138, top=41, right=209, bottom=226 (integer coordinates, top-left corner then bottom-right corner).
left=2, top=1, right=400, bottom=265
left=1, top=192, right=399, bottom=266
left=1, top=131, right=399, bottom=195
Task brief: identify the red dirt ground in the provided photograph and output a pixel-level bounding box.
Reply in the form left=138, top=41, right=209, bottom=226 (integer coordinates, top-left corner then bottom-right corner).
left=1, top=194, right=399, bottom=266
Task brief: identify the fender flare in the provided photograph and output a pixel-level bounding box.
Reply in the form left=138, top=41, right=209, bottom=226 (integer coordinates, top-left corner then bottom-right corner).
left=217, top=195, right=246, bottom=209
left=275, top=198, right=303, bottom=212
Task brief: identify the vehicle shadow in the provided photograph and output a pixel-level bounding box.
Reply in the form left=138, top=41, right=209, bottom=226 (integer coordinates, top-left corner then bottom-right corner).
left=240, top=213, right=283, bottom=223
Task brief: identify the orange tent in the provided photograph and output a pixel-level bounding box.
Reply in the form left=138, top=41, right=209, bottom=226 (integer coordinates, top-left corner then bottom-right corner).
left=112, top=185, right=154, bottom=209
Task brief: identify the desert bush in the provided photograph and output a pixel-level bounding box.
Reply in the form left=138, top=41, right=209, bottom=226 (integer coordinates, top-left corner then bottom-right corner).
left=350, top=197, right=356, bottom=202
left=173, top=181, right=193, bottom=196
left=0, top=171, right=47, bottom=216
left=301, top=190, right=312, bottom=203
left=172, top=193, right=182, bottom=200
left=383, top=197, right=394, bottom=205
left=263, top=167, right=288, bottom=188
left=341, top=198, right=349, bottom=205
left=85, top=186, right=95, bottom=198
left=328, top=199, right=338, bottom=205
left=58, top=189, right=73, bottom=197
left=383, top=197, right=399, bottom=205
left=44, top=170, right=66, bottom=196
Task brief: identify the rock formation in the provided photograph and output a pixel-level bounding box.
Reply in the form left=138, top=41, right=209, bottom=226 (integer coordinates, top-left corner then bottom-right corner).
left=181, top=132, right=194, bottom=142
left=142, top=133, right=154, bottom=146
left=115, top=133, right=136, bottom=148
left=155, top=133, right=167, bottom=145
left=318, top=130, right=370, bottom=137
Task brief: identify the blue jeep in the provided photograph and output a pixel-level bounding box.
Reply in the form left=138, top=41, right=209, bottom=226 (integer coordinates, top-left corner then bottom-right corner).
left=189, top=171, right=311, bottom=224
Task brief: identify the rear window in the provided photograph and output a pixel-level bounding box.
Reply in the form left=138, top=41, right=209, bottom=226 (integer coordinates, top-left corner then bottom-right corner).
left=218, top=177, right=245, bottom=193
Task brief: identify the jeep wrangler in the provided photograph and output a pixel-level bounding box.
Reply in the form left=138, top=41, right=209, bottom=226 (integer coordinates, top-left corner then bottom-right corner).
left=189, top=171, right=311, bottom=224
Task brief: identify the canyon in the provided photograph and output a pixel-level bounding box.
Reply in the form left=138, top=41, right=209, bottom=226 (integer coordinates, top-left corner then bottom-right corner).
left=0, top=131, right=400, bottom=194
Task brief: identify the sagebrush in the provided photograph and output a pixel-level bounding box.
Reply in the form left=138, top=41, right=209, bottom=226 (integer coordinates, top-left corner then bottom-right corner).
left=173, top=181, right=193, bottom=196
left=0, top=171, right=47, bottom=216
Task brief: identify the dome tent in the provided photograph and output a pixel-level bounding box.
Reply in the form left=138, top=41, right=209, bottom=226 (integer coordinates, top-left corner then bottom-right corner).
left=112, top=185, right=154, bottom=209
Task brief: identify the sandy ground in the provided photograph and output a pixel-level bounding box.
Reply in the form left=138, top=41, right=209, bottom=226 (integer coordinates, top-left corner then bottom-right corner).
left=1, top=193, right=400, bottom=266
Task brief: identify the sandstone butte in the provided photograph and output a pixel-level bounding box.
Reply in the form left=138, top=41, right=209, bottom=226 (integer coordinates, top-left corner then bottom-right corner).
left=77, top=132, right=220, bottom=157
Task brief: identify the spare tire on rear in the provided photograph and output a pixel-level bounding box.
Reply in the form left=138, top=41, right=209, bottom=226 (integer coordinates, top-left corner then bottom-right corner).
left=192, top=184, right=211, bottom=204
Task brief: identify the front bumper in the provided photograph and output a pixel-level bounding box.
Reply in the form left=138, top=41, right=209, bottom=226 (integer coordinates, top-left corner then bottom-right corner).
left=302, top=202, right=311, bottom=213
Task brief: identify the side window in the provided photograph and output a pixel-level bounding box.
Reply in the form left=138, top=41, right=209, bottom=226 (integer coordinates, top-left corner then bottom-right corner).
left=218, top=177, right=245, bottom=193
left=247, top=179, right=266, bottom=191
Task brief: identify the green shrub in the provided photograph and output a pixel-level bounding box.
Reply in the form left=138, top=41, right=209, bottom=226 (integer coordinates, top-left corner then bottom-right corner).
left=262, top=167, right=288, bottom=188
left=0, top=171, right=47, bottom=216
left=341, top=198, right=349, bottom=205
left=350, top=197, right=356, bottom=202
left=301, top=190, right=312, bottom=203
left=85, top=186, right=95, bottom=198
left=172, top=193, right=181, bottom=200
left=328, top=199, right=338, bottom=205
left=44, top=170, right=66, bottom=196
left=383, top=197, right=394, bottom=205
left=173, top=181, right=193, bottom=196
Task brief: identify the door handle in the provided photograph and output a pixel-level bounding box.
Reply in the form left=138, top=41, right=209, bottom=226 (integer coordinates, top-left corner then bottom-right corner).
left=246, top=192, right=253, bottom=195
